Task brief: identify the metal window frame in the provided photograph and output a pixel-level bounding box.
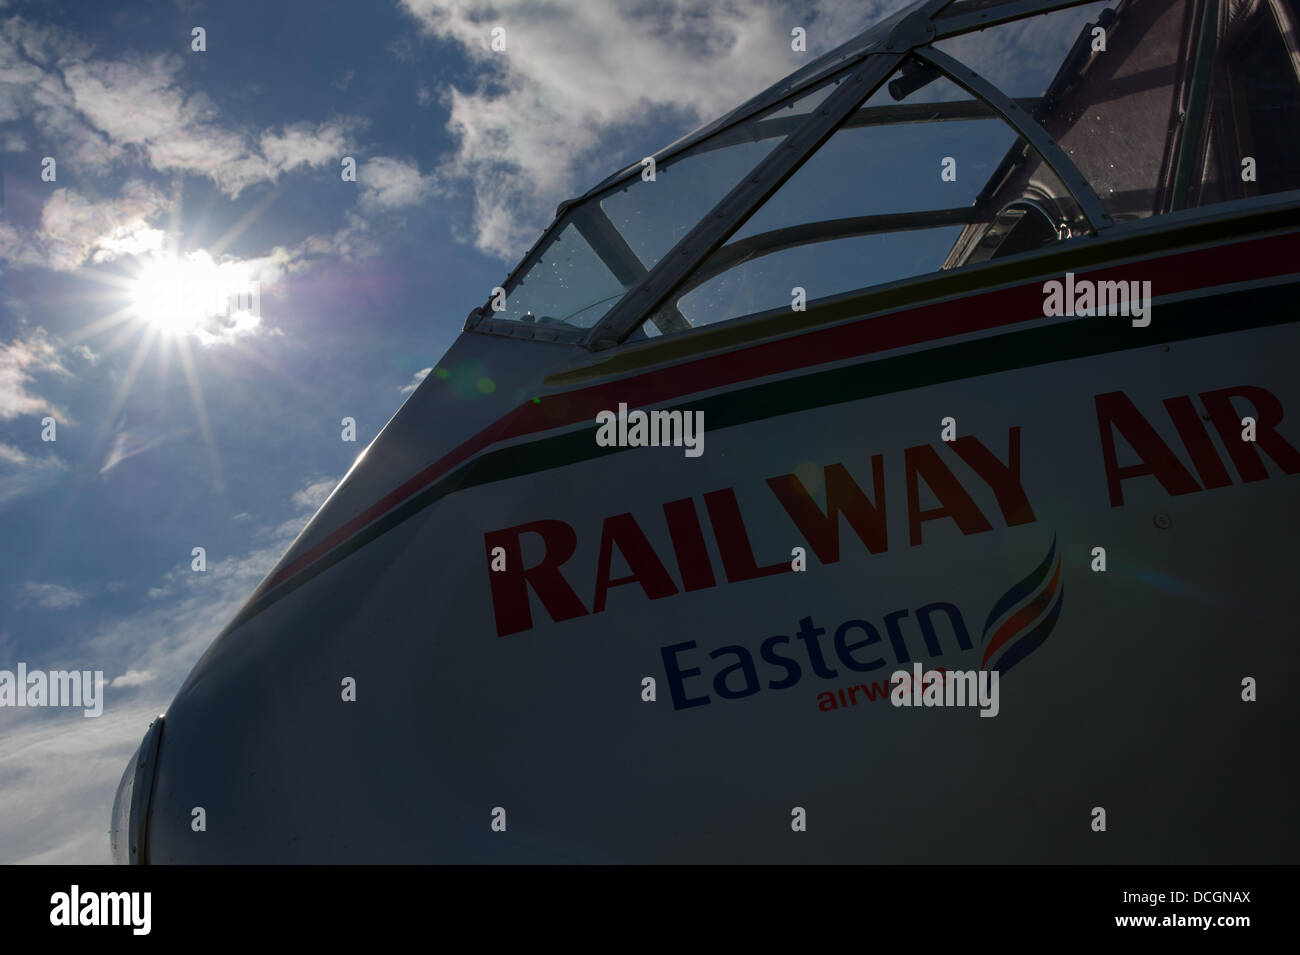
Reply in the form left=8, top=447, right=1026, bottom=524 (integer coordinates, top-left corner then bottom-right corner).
left=569, top=0, right=948, bottom=204
left=912, top=46, right=1112, bottom=231
left=567, top=0, right=1097, bottom=196
left=1168, top=0, right=1221, bottom=212
left=679, top=96, right=1045, bottom=159
left=589, top=41, right=1111, bottom=348
left=931, top=0, right=1107, bottom=38
left=574, top=0, right=960, bottom=349
left=463, top=60, right=864, bottom=335
left=673, top=207, right=989, bottom=299
left=584, top=50, right=912, bottom=350
left=466, top=0, right=1128, bottom=348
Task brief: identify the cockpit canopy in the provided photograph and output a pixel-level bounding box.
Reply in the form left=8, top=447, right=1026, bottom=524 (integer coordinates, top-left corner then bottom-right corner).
left=467, top=0, right=1300, bottom=347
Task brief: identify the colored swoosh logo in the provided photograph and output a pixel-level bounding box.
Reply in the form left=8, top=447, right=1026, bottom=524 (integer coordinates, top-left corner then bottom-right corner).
left=980, top=537, right=1064, bottom=673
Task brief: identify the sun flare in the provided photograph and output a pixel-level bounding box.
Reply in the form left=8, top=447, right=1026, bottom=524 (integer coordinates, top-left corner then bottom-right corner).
left=129, top=251, right=256, bottom=339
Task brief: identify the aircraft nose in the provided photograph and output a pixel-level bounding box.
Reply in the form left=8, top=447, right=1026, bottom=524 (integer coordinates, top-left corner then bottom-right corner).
left=109, top=715, right=165, bottom=865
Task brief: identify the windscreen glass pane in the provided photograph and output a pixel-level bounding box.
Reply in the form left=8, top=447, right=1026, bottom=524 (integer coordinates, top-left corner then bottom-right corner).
left=933, top=0, right=1300, bottom=220
left=727, top=70, right=1005, bottom=239
left=939, top=0, right=1178, bottom=221
left=637, top=55, right=1085, bottom=334
left=940, top=0, right=1300, bottom=217
left=934, top=1, right=1112, bottom=98
left=668, top=228, right=966, bottom=329
left=486, top=76, right=844, bottom=330
left=599, top=78, right=843, bottom=269
left=488, top=219, right=630, bottom=327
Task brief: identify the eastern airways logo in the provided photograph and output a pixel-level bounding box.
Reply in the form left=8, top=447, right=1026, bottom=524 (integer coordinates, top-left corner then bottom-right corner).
left=660, top=539, right=1065, bottom=712
left=979, top=537, right=1063, bottom=673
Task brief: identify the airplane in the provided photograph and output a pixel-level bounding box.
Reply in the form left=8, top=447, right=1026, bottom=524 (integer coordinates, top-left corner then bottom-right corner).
left=112, top=0, right=1300, bottom=863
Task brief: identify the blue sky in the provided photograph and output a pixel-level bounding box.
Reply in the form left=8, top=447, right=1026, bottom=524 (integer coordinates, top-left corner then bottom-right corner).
left=0, top=0, right=910, bottom=862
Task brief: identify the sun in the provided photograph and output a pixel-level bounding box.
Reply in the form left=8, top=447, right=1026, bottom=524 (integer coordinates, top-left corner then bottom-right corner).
left=67, top=222, right=278, bottom=496
left=129, top=251, right=253, bottom=338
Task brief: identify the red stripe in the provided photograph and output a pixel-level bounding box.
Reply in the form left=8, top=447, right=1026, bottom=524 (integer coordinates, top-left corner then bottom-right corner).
left=501, top=231, right=1300, bottom=439
left=262, top=230, right=1299, bottom=597
left=257, top=411, right=531, bottom=594
left=982, top=560, right=1062, bottom=668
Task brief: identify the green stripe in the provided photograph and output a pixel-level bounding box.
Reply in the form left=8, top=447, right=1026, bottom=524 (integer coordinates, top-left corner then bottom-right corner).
left=223, top=279, right=1295, bottom=635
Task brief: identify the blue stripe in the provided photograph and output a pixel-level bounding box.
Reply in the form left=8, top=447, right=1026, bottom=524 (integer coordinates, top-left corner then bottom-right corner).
left=989, top=585, right=1064, bottom=675
left=982, top=537, right=1056, bottom=640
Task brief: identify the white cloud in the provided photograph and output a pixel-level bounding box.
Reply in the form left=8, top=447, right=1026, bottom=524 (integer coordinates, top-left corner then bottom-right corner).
left=19, top=581, right=86, bottom=609
left=0, top=328, right=70, bottom=420
left=99, top=425, right=189, bottom=476
left=0, top=17, right=370, bottom=273
left=358, top=156, right=439, bottom=211
left=0, top=700, right=155, bottom=865
left=90, top=224, right=167, bottom=264
left=259, top=118, right=357, bottom=178
left=0, top=19, right=120, bottom=168
left=398, top=0, right=901, bottom=258
left=0, top=442, right=28, bottom=465
left=0, top=16, right=437, bottom=276
left=0, top=446, right=67, bottom=509
left=145, top=475, right=334, bottom=604
left=293, top=210, right=381, bottom=262
left=400, top=366, right=432, bottom=394
left=291, top=475, right=337, bottom=512
left=0, top=502, right=318, bottom=863
left=0, top=162, right=371, bottom=280
left=0, top=330, right=94, bottom=495
left=57, top=52, right=361, bottom=197
left=22, top=181, right=171, bottom=272
left=109, top=669, right=155, bottom=688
